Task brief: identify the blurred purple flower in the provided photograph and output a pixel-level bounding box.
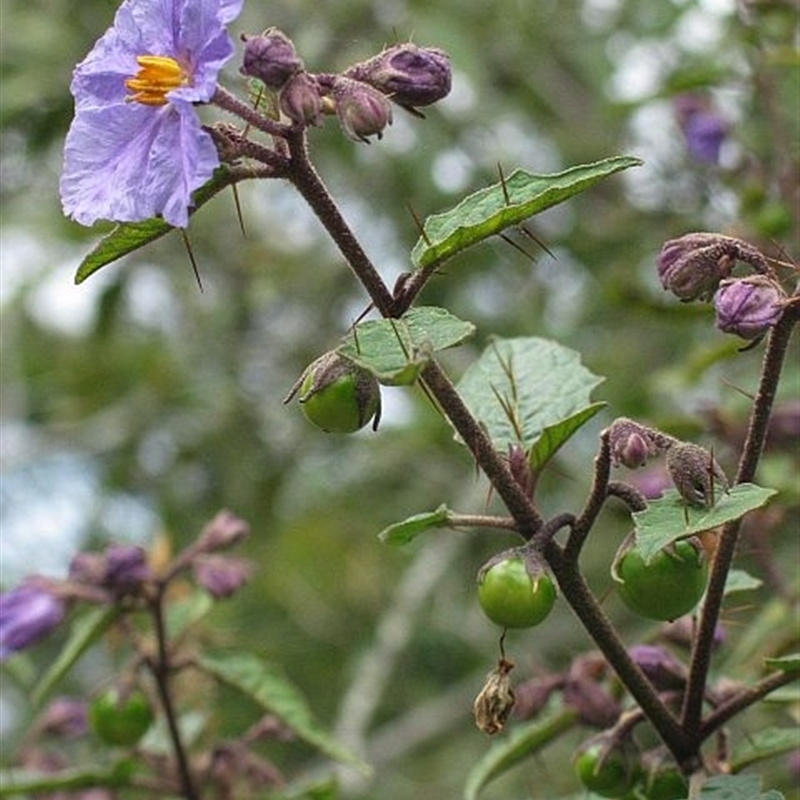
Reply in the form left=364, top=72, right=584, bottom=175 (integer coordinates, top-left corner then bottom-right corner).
left=674, top=94, right=727, bottom=164
left=193, top=555, right=252, bottom=598
left=37, top=696, right=88, bottom=739
left=60, top=0, right=243, bottom=228
left=103, top=544, right=152, bottom=593
left=0, top=581, right=66, bottom=660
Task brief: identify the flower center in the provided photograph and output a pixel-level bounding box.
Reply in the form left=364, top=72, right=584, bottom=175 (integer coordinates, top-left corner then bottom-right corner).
left=124, top=55, right=188, bottom=106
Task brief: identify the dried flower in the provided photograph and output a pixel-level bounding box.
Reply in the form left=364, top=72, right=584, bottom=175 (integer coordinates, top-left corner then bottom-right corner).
left=0, top=580, right=66, bottom=660
left=345, top=43, right=451, bottom=113
left=714, top=275, right=785, bottom=340
left=240, top=28, right=303, bottom=89
left=473, top=658, right=515, bottom=735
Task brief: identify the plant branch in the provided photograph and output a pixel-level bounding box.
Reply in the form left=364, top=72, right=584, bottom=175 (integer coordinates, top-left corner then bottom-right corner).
left=146, top=590, right=198, bottom=800
left=211, top=85, right=292, bottom=139
left=681, top=305, right=798, bottom=735
left=698, top=668, right=800, bottom=741
left=545, top=545, right=694, bottom=767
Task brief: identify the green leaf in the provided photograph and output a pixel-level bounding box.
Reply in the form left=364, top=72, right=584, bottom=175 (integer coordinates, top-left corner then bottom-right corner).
left=463, top=707, right=576, bottom=800
left=32, top=606, right=119, bottom=706
left=528, top=403, right=607, bottom=474
left=411, top=156, right=642, bottom=269
left=724, top=569, right=763, bottom=596
left=377, top=504, right=451, bottom=545
left=165, top=589, right=214, bottom=640
left=73, top=170, right=233, bottom=283
left=765, top=653, right=800, bottom=672
left=697, top=774, right=784, bottom=800
left=337, top=306, right=475, bottom=385
left=0, top=760, right=136, bottom=797
left=456, top=337, right=604, bottom=456
left=196, top=652, right=370, bottom=773
left=632, top=484, right=777, bottom=564
left=731, top=727, right=800, bottom=772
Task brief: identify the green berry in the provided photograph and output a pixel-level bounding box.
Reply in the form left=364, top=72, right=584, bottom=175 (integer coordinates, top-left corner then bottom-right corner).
left=88, top=688, right=154, bottom=747
left=477, top=551, right=556, bottom=629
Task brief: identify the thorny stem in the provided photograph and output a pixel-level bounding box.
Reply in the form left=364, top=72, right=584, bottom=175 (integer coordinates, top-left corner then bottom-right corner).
left=681, top=304, right=798, bottom=735
left=211, top=85, right=292, bottom=140
left=146, top=589, right=198, bottom=800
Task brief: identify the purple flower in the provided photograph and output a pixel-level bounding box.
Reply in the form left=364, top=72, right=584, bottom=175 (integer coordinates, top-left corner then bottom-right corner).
left=193, top=555, right=252, bottom=598
left=103, top=544, right=152, bottom=594
left=0, top=581, right=66, bottom=660
left=60, top=0, right=243, bottom=228
left=674, top=94, right=727, bottom=165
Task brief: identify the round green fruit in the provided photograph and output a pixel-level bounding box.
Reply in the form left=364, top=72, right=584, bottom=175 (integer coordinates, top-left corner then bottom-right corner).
left=575, top=741, right=638, bottom=798
left=298, top=355, right=380, bottom=434
left=88, top=688, right=154, bottom=747
left=614, top=539, right=708, bottom=622
left=477, top=555, right=556, bottom=629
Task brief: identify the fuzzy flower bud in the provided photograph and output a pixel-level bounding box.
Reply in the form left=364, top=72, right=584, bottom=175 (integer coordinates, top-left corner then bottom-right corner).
left=240, top=29, right=303, bottom=90
left=331, top=77, right=393, bottom=143
left=345, top=43, right=452, bottom=112
left=279, top=72, right=322, bottom=126
left=628, top=645, right=687, bottom=691
left=657, top=232, right=769, bottom=302
left=197, top=510, right=250, bottom=552
left=607, top=419, right=656, bottom=468
left=666, top=441, right=729, bottom=508
left=714, top=275, right=785, bottom=340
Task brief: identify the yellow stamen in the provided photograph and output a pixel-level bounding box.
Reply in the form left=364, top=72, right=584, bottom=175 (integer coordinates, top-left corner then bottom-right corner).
left=125, top=55, right=188, bottom=106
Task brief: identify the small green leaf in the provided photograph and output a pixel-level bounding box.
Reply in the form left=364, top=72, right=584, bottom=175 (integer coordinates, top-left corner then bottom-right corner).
left=337, top=306, right=475, bottom=385
left=411, top=156, right=642, bottom=269
left=377, top=504, right=451, bottom=545
left=32, top=606, right=120, bottom=706
left=73, top=170, right=233, bottom=283
left=632, top=484, right=777, bottom=564
left=724, top=569, right=763, bottom=596
left=697, top=773, right=784, bottom=800
left=731, top=727, right=800, bottom=772
left=196, top=652, right=370, bottom=773
left=463, top=707, right=576, bottom=800
left=765, top=653, right=800, bottom=672
left=456, top=337, right=604, bottom=455
left=528, top=402, right=607, bottom=474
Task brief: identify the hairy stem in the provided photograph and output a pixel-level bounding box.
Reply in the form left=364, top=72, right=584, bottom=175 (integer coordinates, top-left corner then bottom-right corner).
left=681, top=305, right=797, bottom=735
left=545, top=544, right=695, bottom=767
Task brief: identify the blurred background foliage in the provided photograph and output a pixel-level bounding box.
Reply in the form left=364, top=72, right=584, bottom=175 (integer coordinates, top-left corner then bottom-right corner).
left=1, top=0, right=798, bottom=797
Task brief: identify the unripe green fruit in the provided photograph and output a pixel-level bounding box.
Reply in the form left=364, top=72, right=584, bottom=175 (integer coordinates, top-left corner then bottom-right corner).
left=575, top=739, right=639, bottom=798
left=296, top=353, right=381, bottom=433
left=613, top=538, right=708, bottom=622
left=477, top=554, right=556, bottom=629
left=88, top=688, right=153, bottom=747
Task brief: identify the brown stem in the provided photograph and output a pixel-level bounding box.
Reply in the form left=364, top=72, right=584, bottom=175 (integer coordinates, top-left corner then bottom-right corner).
left=681, top=305, right=798, bottom=735
left=146, top=590, right=198, bottom=800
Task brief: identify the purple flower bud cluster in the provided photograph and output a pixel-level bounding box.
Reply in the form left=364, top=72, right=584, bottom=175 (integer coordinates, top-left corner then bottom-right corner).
left=656, top=232, right=787, bottom=342
left=240, top=32, right=452, bottom=142
left=0, top=580, right=66, bottom=660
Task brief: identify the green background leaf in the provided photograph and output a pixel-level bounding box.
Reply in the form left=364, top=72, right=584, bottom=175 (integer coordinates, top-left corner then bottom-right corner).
left=697, top=774, right=784, bottom=799
left=456, top=337, right=604, bottom=455
left=632, top=484, right=777, bottom=563
left=765, top=653, right=800, bottom=672
left=337, top=306, right=475, bottom=385
left=196, top=652, right=369, bottom=772
left=410, top=156, right=642, bottom=269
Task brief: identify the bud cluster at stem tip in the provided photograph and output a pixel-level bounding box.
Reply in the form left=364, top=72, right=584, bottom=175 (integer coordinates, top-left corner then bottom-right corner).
left=239, top=30, right=452, bottom=142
